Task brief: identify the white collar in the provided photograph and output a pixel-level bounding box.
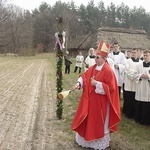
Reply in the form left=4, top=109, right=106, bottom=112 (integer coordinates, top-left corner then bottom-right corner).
left=95, top=64, right=104, bottom=71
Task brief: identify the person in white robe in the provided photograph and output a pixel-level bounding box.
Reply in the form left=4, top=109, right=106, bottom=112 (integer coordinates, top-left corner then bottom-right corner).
left=74, top=52, right=84, bottom=73
left=138, top=48, right=144, bottom=61
left=122, top=50, right=131, bottom=100
left=122, top=48, right=142, bottom=118
left=133, top=50, right=150, bottom=125
left=84, top=48, right=96, bottom=71
left=108, top=42, right=126, bottom=98
left=106, top=57, right=114, bottom=71
left=126, top=50, right=131, bottom=59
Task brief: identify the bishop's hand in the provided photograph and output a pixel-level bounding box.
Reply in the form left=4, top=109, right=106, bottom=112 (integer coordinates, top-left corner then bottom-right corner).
left=74, top=82, right=81, bottom=90
left=91, top=77, right=97, bottom=86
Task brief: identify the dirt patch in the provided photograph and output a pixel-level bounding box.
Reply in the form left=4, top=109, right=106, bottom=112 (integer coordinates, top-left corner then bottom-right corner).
left=0, top=56, right=61, bottom=150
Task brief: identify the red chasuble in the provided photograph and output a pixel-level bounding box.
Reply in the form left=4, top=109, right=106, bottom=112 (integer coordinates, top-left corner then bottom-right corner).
left=71, top=63, right=120, bottom=141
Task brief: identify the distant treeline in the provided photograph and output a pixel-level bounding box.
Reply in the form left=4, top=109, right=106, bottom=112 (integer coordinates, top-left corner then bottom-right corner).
left=0, top=0, right=150, bottom=54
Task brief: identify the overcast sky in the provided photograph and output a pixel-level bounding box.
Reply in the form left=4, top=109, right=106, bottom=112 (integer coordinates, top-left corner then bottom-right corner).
left=8, top=0, right=150, bottom=12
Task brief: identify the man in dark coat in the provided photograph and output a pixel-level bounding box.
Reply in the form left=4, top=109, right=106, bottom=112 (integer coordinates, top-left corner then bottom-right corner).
left=64, top=51, right=72, bottom=74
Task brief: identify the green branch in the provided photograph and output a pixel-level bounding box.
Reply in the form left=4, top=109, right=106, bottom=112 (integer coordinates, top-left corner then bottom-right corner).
left=55, top=16, right=64, bottom=119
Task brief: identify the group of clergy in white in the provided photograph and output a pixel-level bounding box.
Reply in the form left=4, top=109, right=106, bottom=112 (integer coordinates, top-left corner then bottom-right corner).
left=84, top=43, right=150, bottom=125
left=123, top=48, right=150, bottom=125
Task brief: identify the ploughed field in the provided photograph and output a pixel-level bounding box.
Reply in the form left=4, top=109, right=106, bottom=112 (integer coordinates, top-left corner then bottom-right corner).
left=0, top=55, right=60, bottom=150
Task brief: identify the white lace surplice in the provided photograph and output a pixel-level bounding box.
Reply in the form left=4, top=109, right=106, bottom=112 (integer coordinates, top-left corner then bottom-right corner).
left=75, top=103, right=110, bottom=150
left=76, top=133, right=110, bottom=150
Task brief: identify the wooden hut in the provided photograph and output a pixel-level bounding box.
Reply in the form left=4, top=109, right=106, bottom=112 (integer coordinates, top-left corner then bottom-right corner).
left=67, top=33, right=96, bottom=57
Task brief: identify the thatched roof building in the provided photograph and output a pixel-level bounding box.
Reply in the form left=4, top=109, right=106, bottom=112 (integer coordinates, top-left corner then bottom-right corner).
left=97, top=27, right=150, bottom=51
left=67, top=33, right=96, bottom=57
left=67, top=27, right=150, bottom=57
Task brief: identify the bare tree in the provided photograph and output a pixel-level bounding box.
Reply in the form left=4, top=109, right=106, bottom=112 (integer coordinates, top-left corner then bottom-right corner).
left=0, top=2, right=34, bottom=54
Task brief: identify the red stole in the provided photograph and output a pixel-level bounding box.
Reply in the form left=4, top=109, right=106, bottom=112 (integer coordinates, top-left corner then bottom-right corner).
left=71, top=63, right=120, bottom=141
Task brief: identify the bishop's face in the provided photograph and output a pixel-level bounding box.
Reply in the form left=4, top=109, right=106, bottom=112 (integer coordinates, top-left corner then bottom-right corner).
left=95, top=55, right=106, bottom=66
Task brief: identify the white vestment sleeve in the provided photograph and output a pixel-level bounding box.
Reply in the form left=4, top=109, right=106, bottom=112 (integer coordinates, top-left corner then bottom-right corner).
left=77, top=78, right=106, bottom=94
left=95, top=81, right=105, bottom=94
left=125, top=65, right=137, bottom=80
left=77, top=77, right=83, bottom=88
left=133, top=72, right=141, bottom=83
left=118, top=64, right=125, bottom=73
